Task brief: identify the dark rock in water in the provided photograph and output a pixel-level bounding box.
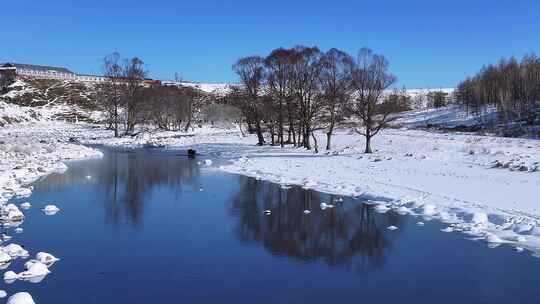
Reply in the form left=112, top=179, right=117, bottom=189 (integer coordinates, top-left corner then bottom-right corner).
left=187, top=149, right=196, bottom=158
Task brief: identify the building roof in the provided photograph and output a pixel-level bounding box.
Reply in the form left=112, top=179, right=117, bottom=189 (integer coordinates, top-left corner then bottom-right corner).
left=1, top=63, right=74, bottom=74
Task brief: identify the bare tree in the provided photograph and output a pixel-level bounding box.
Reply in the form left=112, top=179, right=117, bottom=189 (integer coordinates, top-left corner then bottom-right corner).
left=180, top=86, right=199, bottom=132
left=265, top=48, right=294, bottom=147
left=292, top=46, right=323, bottom=150
left=102, top=52, right=124, bottom=137
left=347, top=48, right=397, bottom=153
left=123, top=57, right=147, bottom=134
left=232, top=56, right=266, bottom=145
left=319, top=48, right=354, bottom=150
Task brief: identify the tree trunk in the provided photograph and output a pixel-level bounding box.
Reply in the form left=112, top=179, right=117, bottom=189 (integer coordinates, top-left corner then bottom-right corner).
left=311, top=131, right=319, bottom=153
left=255, top=120, right=265, bottom=146
left=184, top=99, right=192, bottom=132
left=279, top=98, right=284, bottom=147
left=326, top=132, right=332, bottom=150
left=364, top=132, right=373, bottom=153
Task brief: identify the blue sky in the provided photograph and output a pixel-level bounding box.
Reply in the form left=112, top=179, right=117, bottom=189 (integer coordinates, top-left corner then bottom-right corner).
left=2, top=0, right=539, bottom=88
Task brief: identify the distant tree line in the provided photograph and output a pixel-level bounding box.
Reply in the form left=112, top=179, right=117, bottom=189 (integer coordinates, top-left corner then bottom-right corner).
left=99, top=52, right=201, bottom=137
left=455, top=54, right=540, bottom=125
left=227, top=46, right=406, bottom=153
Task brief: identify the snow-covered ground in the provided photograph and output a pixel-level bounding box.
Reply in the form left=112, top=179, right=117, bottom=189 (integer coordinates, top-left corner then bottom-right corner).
left=395, top=104, right=494, bottom=128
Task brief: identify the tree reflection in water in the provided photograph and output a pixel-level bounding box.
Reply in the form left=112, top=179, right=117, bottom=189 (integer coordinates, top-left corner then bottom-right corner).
left=34, top=148, right=202, bottom=227
left=229, top=178, right=404, bottom=273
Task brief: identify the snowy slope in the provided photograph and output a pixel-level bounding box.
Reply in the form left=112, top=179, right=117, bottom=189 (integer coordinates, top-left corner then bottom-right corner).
left=0, top=99, right=41, bottom=126
left=394, top=104, right=492, bottom=128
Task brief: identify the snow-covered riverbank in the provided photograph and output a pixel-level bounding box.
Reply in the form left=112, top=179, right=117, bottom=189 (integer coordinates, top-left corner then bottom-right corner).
left=0, top=121, right=102, bottom=301
left=0, top=122, right=103, bottom=205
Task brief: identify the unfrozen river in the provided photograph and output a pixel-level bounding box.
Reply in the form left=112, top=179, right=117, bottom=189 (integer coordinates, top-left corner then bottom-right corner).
left=6, top=148, right=540, bottom=303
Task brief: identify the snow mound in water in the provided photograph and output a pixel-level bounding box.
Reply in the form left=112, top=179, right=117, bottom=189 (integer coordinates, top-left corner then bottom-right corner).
left=4, top=204, right=24, bottom=221
left=373, top=204, right=390, bottom=213
left=42, top=204, right=60, bottom=215
left=0, top=290, right=6, bottom=298
left=204, top=159, right=212, bottom=166
left=18, top=262, right=50, bottom=279
left=387, top=226, right=398, bottom=231
left=35, top=252, right=59, bottom=266
left=19, top=202, right=31, bottom=210
left=0, top=251, right=12, bottom=265
left=320, top=202, right=334, bottom=210
left=7, top=292, right=35, bottom=304
left=3, top=271, right=18, bottom=281
left=2, top=244, right=29, bottom=258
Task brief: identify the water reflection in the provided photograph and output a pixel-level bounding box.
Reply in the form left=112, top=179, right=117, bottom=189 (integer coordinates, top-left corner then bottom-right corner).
left=34, top=148, right=202, bottom=227
left=229, top=178, right=404, bottom=273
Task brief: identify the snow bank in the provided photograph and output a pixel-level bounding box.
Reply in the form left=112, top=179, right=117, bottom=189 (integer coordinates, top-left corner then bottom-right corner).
left=0, top=119, right=102, bottom=302
left=0, top=100, right=40, bottom=126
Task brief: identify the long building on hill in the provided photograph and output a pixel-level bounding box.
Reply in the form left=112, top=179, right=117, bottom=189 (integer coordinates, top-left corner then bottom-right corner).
left=0, top=62, right=107, bottom=83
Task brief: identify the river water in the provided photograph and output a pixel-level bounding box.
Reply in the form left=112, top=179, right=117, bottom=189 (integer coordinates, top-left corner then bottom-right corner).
left=6, top=148, right=540, bottom=303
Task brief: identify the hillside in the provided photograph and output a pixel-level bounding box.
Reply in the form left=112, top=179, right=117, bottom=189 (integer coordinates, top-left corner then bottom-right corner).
left=1, top=77, right=103, bottom=122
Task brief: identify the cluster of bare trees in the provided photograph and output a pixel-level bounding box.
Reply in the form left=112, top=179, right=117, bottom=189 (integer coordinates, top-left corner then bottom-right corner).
left=228, top=46, right=401, bottom=153
left=455, top=54, right=540, bottom=125
left=100, top=53, right=199, bottom=136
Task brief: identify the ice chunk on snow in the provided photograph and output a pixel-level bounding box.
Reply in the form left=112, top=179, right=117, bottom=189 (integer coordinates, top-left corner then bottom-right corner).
left=35, top=252, right=59, bottom=266
left=485, top=233, right=504, bottom=244
left=420, top=204, right=437, bottom=216
left=42, top=204, right=60, bottom=215
left=387, top=226, right=398, bottom=231
left=471, top=212, right=489, bottom=225
left=204, top=159, right=213, bottom=166
left=7, top=292, right=35, bottom=304
left=528, top=226, right=540, bottom=236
